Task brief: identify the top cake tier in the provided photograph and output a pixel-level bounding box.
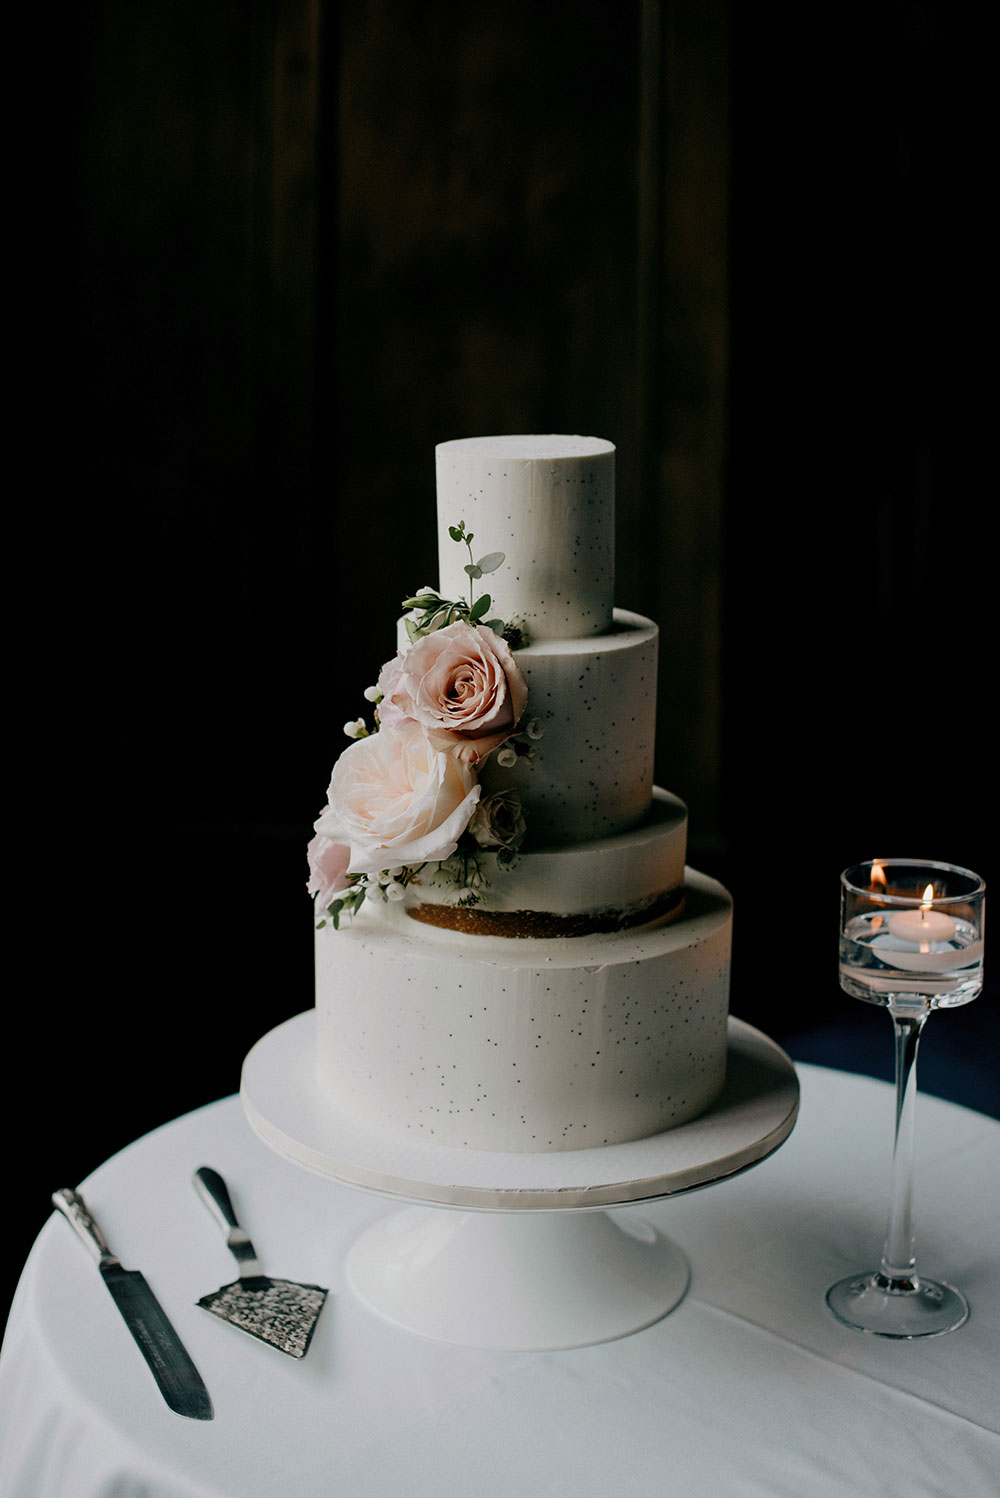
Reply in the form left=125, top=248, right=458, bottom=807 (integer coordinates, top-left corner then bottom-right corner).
left=435, top=435, right=615, bottom=641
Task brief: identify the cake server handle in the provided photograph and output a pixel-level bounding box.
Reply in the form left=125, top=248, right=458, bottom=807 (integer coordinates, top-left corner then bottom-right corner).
left=193, top=1166, right=263, bottom=1278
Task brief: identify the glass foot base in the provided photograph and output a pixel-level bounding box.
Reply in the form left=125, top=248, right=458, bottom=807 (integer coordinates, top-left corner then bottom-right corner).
left=826, top=1271, right=969, bottom=1338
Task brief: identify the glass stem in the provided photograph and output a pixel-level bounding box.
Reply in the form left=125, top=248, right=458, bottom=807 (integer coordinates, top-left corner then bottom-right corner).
left=878, top=1008, right=928, bottom=1289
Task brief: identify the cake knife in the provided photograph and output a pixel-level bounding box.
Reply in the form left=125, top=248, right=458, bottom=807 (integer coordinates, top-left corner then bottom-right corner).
left=52, top=1188, right=214, bottom=1421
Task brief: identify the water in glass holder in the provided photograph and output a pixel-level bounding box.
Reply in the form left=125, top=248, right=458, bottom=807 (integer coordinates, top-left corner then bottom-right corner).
left=827, top=859, right=986, bottom=1338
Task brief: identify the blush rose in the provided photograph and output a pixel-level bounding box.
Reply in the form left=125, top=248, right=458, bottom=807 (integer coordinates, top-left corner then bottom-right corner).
left=377, top=621, right=527, bottom=765
left=315, top=723, right=481, bottom=876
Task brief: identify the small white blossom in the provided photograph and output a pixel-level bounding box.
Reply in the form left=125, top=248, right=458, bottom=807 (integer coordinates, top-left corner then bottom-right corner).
left=363, top=685, right=382, bottom=702
left=385, top=881, right=406, bottom=902
left=344, top=718, right=367, bottom=738
left=526, top=718, right=544, bottom=740
left=496, top=745, right=518, bottom=768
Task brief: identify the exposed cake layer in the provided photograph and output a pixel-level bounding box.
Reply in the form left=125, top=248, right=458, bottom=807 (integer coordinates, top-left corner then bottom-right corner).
left=435, top=435, right=615, bottom=641
left=407, top=786, right=687, bottom=935
left=479, top=608, right=657, bottom=844
left=315, top=868, right=731, bottom=1153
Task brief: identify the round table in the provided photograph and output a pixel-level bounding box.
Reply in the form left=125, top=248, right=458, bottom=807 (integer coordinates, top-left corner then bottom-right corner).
left=2, top=1061, right=998, bottom=1498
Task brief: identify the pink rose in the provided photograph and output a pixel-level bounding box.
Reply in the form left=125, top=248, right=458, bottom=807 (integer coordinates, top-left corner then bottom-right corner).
left=315, top=723, right=481, bottom=876
left=306, top=830, right=352, bottom=907
left=377, top=622, right=527, bottom=765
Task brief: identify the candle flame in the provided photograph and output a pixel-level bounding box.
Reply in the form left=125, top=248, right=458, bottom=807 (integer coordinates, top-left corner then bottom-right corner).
left=870, top=863, right=887, bottom=892
left=921, top=883, right=935, bottom=909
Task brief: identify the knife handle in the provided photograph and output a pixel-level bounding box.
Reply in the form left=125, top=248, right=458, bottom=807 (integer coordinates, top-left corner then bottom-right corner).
left=52, top=1188, right=119, bottom=1268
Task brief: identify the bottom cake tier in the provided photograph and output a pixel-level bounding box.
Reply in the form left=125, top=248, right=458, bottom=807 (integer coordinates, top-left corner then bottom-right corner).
left=314, top=867, right=732, bottom=1153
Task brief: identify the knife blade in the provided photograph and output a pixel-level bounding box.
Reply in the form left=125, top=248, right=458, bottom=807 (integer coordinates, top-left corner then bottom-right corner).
left=52, top=1188, right=214, bottom=1421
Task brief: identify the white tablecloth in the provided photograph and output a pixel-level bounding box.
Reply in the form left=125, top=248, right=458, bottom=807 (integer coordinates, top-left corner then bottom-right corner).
left=1, top=1063, right=998, bottom=1498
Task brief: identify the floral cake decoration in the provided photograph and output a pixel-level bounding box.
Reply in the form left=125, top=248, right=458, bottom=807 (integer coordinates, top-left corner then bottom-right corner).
left=308, top=522, right=542, bottom=928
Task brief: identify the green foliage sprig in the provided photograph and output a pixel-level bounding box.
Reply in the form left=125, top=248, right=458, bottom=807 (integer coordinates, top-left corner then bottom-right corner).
left=402, top=520, right=518, bottom=643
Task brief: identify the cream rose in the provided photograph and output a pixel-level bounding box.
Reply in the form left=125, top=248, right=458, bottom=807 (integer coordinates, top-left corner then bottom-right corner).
left=315, top=723, right=481, bottom=876
left=306, top=831, right=352, bottom=906
left=377, top=621, right=527, bottom=765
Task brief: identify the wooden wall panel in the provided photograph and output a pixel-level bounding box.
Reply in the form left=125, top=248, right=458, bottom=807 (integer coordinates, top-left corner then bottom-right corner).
left=331, top=4, right=643, bottom=657
left=329, top=0, right=729, bottom=839
left=633, top=0, right=729, bottom=835
left=51, top=0, right=730, bottom=842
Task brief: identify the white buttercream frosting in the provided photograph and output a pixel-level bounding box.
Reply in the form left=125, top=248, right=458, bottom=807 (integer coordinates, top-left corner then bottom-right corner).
left=315, top=868, right=731, bottom=1152
left=411, top=786, right=686, bottom=920
left=312, top=433, right=733, bottom=1154
left=435, top=435, right=615, bottom=641
left=479, top=608, right=657, bottom=844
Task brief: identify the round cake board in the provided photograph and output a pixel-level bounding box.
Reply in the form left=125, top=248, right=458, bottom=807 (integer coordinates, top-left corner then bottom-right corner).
left=241, top=1014, right=798, bottom=1350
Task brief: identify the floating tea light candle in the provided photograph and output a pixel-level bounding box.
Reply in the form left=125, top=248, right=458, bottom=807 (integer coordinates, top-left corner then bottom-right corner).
left=886, top=884, right=956, bottom=946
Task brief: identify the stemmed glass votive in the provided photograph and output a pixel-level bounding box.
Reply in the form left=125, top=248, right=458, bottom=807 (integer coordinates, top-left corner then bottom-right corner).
left=827, top=859, right=986, bottom=1337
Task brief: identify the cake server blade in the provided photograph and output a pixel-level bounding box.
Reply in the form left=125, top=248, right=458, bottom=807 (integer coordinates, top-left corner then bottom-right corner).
left=193, top=1166, right=328, bottom=1358
left=52, top=1189, right=214, bottom=1421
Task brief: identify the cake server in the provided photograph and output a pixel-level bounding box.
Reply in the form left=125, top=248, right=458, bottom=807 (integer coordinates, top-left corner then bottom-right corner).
left=193, top=1166, right=328, bottom=1358
left=52, top=1188, right=214, bottom=1420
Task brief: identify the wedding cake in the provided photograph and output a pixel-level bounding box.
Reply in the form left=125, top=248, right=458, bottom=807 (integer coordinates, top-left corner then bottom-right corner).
left=309, top=436, right=732, bottom=1152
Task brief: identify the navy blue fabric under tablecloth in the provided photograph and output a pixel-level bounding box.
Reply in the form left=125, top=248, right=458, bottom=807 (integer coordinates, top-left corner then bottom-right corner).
left=774, top=1002, right=1000, bottom=1121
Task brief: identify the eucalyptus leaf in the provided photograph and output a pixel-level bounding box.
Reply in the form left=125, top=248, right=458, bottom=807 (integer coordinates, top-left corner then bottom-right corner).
left=449, top=524, right=464, bottom=541
left=470, top=593, right=491, bottom=621
left=464, top=563, right=482, bottom=579
left=476, top=551, right=505, bottom=574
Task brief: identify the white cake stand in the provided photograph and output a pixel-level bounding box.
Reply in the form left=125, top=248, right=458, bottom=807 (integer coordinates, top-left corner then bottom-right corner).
left=241, top=1013, right=799, bottom=1350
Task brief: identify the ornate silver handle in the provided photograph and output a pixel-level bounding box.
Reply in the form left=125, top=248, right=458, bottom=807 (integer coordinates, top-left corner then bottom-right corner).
left=193, top=1167, right=262, bottom=1277
left=52, top=1188, right=119, bottom=1269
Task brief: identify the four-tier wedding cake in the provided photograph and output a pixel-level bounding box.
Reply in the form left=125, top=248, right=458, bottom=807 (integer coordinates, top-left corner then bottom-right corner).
left=308, top=436, right=732, bottom=1152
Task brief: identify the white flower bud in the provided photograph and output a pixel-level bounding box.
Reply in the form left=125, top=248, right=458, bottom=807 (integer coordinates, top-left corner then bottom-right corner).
left=363, top=685, right=382, bottom=702
left=496, top=746, right=518, bottom=768
left=385, top=881, right=406, bottom=901
left=344, top=718, right=367, bottom=738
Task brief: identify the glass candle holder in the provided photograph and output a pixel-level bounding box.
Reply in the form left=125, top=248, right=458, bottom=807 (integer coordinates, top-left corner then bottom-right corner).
left=827, top=859, right=986, bottom=1338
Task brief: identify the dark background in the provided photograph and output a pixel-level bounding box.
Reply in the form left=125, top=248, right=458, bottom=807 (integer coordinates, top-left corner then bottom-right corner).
left=12, top=1, right=993, bottom=1333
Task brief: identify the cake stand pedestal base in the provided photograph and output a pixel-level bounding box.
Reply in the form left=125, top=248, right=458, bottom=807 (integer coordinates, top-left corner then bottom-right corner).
left=241, top=1013, right=799, bottom=1349
left=347, top=1204, right=689, bottom=1350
